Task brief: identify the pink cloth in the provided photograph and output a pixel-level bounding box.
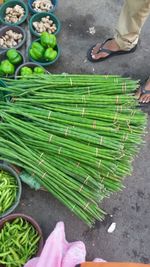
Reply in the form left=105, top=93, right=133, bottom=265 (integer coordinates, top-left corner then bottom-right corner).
left=24, top=222, right=106, bottom=267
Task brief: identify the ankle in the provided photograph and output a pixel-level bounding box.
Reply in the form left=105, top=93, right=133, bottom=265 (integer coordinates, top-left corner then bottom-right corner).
left=146, top=79, right=150, bottom=89
left=106, top=39, right=121, bottom=51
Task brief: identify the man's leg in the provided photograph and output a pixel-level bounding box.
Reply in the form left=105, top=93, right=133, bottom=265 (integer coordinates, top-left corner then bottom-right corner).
left=115, top=0, right=150, bottom=50
left=116, top=0, right=150, bottom=103
left=91, top=0, right=150, bottom=60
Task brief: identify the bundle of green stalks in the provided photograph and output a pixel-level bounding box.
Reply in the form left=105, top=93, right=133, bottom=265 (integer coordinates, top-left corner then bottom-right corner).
left=0, top=74, right=147, bottom=226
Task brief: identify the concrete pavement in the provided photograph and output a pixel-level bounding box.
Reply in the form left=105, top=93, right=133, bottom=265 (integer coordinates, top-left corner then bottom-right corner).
left=16, top=0, right=150, bottom=263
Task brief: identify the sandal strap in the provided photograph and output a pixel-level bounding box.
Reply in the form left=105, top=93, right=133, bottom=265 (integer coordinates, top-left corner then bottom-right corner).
left=101, top=38, right=114, bottom=47
left=98, top=47, right=113, bottom=55
left=97, top=38, right=114, bottom=55
left=141, top=85, right=150, bottom=95
left=97, top=38, right=122, bottom=55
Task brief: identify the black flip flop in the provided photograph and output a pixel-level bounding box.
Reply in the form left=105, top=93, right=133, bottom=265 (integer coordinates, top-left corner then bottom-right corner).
left=138, top=82, right=150, bottom=104
left=87, top=38, right=137, bottom=63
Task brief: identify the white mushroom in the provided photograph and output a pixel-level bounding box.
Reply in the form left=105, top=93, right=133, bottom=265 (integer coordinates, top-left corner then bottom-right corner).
left=0, top=38, right=4, bottom=46
left=44, top=22, right=51, bottom=28
left=5, top=7, right=13, bottom=14
left=33, top=22, right=38, bottom=27
left=12, top=41, right=17, bottom=46
left=17, top=33, right=23, bottom=39
left=5, top=35, right=9, bottom=40
left=6, top=41, right=13, bottom=47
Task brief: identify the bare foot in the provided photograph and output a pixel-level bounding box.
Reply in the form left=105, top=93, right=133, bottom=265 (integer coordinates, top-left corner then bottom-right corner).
left=91, top=39, right=121, bottom=60
left=136, top=79, right=150, bottom=103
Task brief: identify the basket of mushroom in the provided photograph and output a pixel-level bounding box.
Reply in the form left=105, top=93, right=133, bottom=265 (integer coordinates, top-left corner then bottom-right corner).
left=0, top=26, right=26, bottom=50
left=30, top=12, right=61, bottom=37
left=28, top=0, right=57, bottom=14
left=5, top=5, right=25, bottom=24
left=0, top=0, right=28, bottom=26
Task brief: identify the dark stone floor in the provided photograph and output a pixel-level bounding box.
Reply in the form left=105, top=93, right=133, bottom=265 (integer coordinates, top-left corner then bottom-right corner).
left=15, top=0, right=150, bottom=263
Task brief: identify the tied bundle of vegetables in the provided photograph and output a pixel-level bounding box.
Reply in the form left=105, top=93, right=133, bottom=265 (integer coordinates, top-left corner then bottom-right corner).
left=0, top=74, right=147, bottom=226
left=0, top=170, right=18, bottom=216
left=0, top=217, right=40, bottom=266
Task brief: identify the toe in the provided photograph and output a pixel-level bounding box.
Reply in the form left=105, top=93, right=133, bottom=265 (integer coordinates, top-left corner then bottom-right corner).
left=139, top=94, right=147, bottom=103
left=92, top=43, right=101, bottom=55
left=92, top=52, right=109, bottom=60
left=139, top=94, right=145, bottom=103
left=145, top=95, right=150, bottom=103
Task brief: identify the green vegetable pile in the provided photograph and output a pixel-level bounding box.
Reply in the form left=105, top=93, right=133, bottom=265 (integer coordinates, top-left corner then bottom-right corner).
left=0, top=74, right=147, bottom=226
left=0, top=170, right=18, bottom=216
left=0, top=49, right=22, bottom=77
left=0, top=217, right=40, bottom=267
left=29, top=32, right=58, bottom=62
left=20, top=66, right=45, bottom=77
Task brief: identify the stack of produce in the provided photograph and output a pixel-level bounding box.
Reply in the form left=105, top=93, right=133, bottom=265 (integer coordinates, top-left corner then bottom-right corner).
left=33, top=16, right=57, bottom=34
left=0, top=217, right=40, bottom=266
left=29, top=32, right=58, bottom=62
left=4, top=4, right=25, bottom=24
left=0, top=30, right=23, bottom=49
left=0, top=170, right=18, bottom=216
left=19, top=65, right=45, bottom=77
left=0, top=74, right=147, bottom=226
left=32, top=0, right=53, bottom=12
left=0, top=49, right=23, bottom=76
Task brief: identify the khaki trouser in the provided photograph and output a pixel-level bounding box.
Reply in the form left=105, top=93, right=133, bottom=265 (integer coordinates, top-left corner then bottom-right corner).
left=115, top=0, right=150, bottom=50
